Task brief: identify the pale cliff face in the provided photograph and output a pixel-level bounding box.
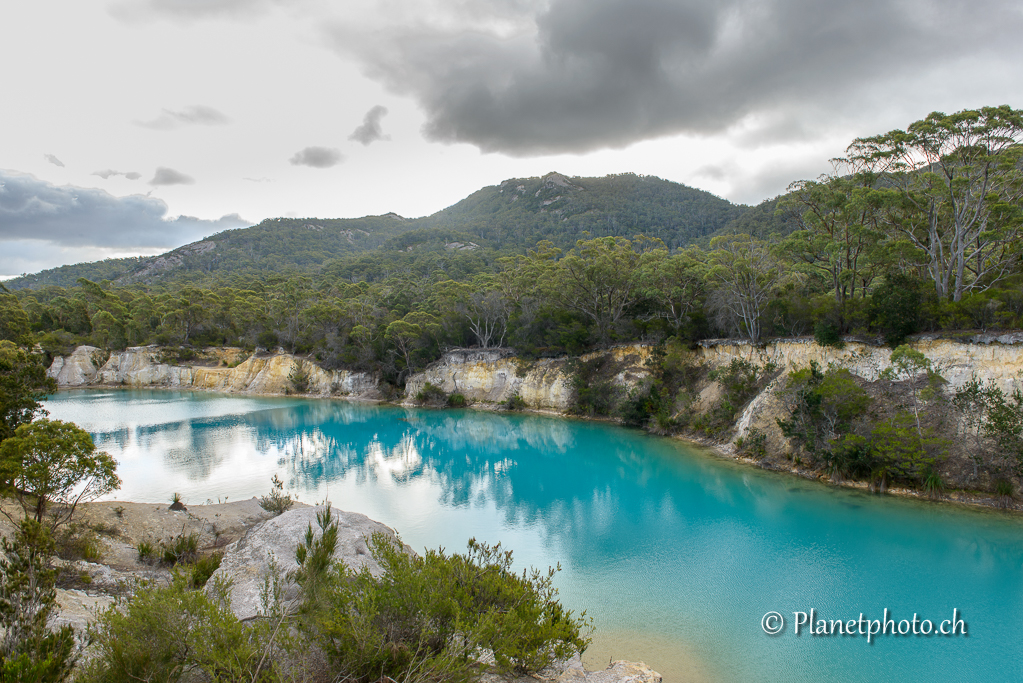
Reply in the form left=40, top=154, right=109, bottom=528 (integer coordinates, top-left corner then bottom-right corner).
left=48, top=346, right=378, bottom=398
left=48, top=339, right=1023, bottom=414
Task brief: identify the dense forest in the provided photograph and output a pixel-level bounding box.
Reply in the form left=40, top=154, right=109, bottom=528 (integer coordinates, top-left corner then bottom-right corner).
left=6, top=107, right=1023, bottom=370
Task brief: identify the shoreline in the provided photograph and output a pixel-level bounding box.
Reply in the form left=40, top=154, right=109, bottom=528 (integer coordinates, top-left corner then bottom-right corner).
left=54, top=384, right=1023, bottom=516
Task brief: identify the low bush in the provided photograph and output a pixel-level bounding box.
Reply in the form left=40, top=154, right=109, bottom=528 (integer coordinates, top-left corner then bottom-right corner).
left=161, top=533, right=200, bottom=566
left=505, top=393, right=527, bottom=410
left=186, top=553, right=223, bottom=589
left=415, top=382, right=448, bottom=405
left=447, top=393, right=467, bottom=408
left=259, top=474, right=295, bottom=517
left=77, top=575, right=271, bottom=683
left=294, top=508, right=591, bottom=683
left=136, top=540, right=157, bottom=565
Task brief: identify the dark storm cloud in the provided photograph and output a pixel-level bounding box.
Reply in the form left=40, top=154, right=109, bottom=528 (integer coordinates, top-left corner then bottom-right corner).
left=327, top=0, right=1023, bottom=155
left=149, top=167, right=195, bottom=185
left=349, top=105, right=391, bottom=145
left=44, top=154, right=65, bottom=168
left=93, top=169, right=142, bottom=180
left=0, top=170, right=249, bottom=249
left=136, top=105, right=231, bottom=130
left=289, top=146, right=343, bottom=168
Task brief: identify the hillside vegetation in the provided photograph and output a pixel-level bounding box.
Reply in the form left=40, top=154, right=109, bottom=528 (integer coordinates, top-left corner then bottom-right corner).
left=6, top=172, right=745, bottom=289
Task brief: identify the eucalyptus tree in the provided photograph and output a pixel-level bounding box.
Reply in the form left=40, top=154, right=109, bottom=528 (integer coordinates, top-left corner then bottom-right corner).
left=0, top=418, right=120, bottom=529
left=554, top=236, right=643, bottom=344
left=707, top=235, right=779, bottom=344
left=779, top=173, right=886, bottom=311
left=637, top=246, right=707, bottom=337
left=844, top=105, right=1023, bottom=301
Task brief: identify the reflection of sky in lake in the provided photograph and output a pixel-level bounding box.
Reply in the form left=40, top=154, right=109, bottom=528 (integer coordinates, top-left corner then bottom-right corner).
left=44, top=390, right=1023, bottom=683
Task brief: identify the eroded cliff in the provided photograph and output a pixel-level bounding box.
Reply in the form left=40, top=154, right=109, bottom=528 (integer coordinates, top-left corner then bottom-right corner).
left=48, top=345, right=379, bottom=399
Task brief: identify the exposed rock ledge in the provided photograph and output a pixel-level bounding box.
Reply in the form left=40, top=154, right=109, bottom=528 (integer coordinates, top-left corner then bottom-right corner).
left=48, top=345, right=379, bottom=398
left=49, top=336, right=1023, bottom=418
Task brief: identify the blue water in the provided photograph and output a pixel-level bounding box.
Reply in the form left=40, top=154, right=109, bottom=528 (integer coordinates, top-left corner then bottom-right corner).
left=44, top=390, right=1023, bottom=682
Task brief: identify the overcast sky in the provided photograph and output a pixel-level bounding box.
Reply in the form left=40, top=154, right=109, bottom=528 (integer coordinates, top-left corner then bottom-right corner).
left=3, top=0, right=1022, bottom=279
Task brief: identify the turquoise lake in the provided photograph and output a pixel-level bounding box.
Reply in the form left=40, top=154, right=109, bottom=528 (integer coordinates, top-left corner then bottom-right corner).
left=44, top=389, right=1023, bottom=682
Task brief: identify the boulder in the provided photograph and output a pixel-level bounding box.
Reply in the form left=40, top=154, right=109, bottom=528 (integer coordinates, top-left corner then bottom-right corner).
left=209, top=506, right=400, bottom=621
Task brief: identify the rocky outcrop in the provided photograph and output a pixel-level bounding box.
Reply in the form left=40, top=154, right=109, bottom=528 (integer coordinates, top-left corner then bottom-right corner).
left=404, top=345, right=653, bottom=411
left=209, top=506, right=400, bottom=622
left=48, top=345, right=379, bottom=399
left=47, top=345, right=108, bottom=386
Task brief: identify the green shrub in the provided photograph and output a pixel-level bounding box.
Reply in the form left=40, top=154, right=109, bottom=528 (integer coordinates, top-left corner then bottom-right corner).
left=161, top=533, right=200, bottom=566
left=813, top=320, right=845, bottom=349
left=135, top=540, right=157, bottom=565
left=701, top=358, right=776, bottom=435
left=77, top=575, right=269, bottom=683
left=504, top=394, right=527, bottom=411
left=289, top=362, right=310, bottom=394
left=869, top=273, right=922, bottom=347
left=736, top=429, right=768, bottom=459
left=54, top=523, right=103, bottom=563
left=922, top=469, right=945, bottom=499
left=258, top=474, right=295, bottom=517
left=994, top=477, right=1015, bottom=499
left=447, top=393, right=467, bottom=408
left=299, top=533, right=591, bottom=683
left=415, top=382, right=448, bottom=405
left=186, top=553, right=223, bottom=589
left=570, top=356, right=622, bottom=417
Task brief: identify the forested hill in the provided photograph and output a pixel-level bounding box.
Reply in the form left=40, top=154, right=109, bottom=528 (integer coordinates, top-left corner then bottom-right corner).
left=5, top=172, right=749, bottom=289
left=414, top=172, right=745, bottom=251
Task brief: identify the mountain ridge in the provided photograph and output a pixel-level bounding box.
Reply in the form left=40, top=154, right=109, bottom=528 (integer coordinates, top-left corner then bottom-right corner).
left=5, top=171, right=786, bottom=289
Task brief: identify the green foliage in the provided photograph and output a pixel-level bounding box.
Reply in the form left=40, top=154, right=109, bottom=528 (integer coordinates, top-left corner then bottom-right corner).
left=922, top=468, right=945, bottom=499
left=813, top=320, right=844, bottom=349
left=447, top=393, right=467, bottom=408
left=78, top=574, right=270, bottom=683
left=869, top=412, right=943, bottom=490
left=135, top=541, right=156, bottom=565
left=993, top=478, right=1015, bottom=503
left=0, top=341, right=57, bottom=443
left=0, top=294, right=32, bottom=346
left=869, top=273, right=922, bottom=347
left=186, top=553, right=223, bottom=589
left=160, top=533, right=200, bottom=566
left=288, top=362, right=310, bottom=394
left=735, top=428, right=768, bottom=460
left=258, top=473, right=295, bottom=516
left=954, top=378, right=1023, bottom=476
left=0, top=419, right=120, bottom=529
left=415, top=382, right=448, bottom=406
left=701, top=359, right=775, bottom=435
left=301, top=532, right=590, bottom=683
left=570, top=356, right=622, bottom=418
left=53, top=524, right=103, bottom=563
left=504, top=394, right=527, bottom=411
left=292, top=504, right=341, bottom=607
left=777, top=361, right=872, bottom=471
left=0, top=520, right=76, bottom=683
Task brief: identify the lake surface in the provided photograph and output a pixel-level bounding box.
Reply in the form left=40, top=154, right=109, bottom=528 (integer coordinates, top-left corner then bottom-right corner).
left=44, top=389, right=1023, bottom=682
